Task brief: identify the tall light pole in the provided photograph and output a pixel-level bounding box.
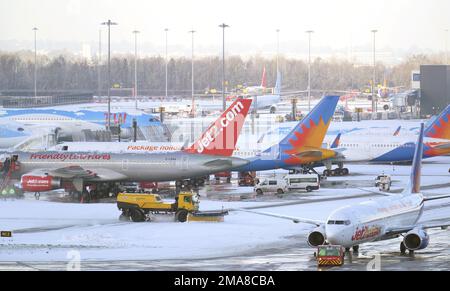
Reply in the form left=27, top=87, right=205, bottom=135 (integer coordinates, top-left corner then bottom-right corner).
left=132, top=30, right=140, bottom=110
left=97, top=28, right=102, bottom=98
left=219, top=23, right=229, bottom=111
left=371, top=29, right=378, bottom=114
left=32, top=27, right=38, bottom=98
left=165, top=28, right=169, bottom=99
left=276, top=29, right=280, bottom=72
left=101, top=20, right=117, bottom=131
left=189, top=30, right=196, bottom=115
left=306, top=30, right=314, bottom=111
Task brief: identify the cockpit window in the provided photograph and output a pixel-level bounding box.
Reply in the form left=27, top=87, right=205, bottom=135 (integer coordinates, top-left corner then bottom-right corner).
left=327, top=220, right=351, bottom=225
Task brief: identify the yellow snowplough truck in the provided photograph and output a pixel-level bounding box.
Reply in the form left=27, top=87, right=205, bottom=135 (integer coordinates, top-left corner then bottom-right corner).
left=116, top=192, right=228, bottom=222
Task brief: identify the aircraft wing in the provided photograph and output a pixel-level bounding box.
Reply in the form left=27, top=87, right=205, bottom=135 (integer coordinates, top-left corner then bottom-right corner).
left=25, top=167, right=95, bottom=179
left=237, top=208, right=323, bottom=226
left=431, top=142, right=450, bottom=150
left=423, top=194, right=450, bottom=202
left=355, top=187, right=398, bottom=197
left=292, top=150, right=323, bottom=159
left=26, top=166, right=127, bottom=181
left=385, top=221, right=450, bottom=237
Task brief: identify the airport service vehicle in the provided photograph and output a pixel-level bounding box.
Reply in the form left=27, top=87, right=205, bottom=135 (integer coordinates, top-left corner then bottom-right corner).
left=119, top=182, right=141, bottom=193
left=214, top=171, right=232, bottom=183
left=254, top=178, right=287, bottom=195
left=316, top=245, right=345, bottom=267
left=0, top=155, right=23, bottom=198
left=375, top=174, right=392, bottom=191
left=0, top=99, right=252, bottom=199
left=117, top=192, right=227, bottom=223
left=139, top=181, right=159, bottom=193
left=238, top=171, right=257, bottom=186
left=285, top=173, right=320, bottom=192
left=242, top=124, right=450, bottom=255
left=0, top=185, right=23, bottom=199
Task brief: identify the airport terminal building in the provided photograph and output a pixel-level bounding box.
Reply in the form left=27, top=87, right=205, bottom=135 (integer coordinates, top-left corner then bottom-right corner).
left=419, top=65, right=450, bottom=117
left=0, top=90, right=94, bottom=108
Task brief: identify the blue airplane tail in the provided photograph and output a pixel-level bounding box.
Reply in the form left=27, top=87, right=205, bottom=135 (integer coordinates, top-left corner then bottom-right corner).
left=279, top=95, right=340, bottom=149
left=406, top=123, right=424, bottom=194
left=274, top=70, right=282, bottom=95
left=330, top=133, right=341, bottom=149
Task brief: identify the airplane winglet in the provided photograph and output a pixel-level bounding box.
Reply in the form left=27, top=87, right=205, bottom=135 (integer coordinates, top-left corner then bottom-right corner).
left=407, top=123, right=424, bottom=194
left=274, top=70, right=282, bottom=95
left=185, top=98, right=252, bottom=156
left=393, top=126, right=401, bottom=136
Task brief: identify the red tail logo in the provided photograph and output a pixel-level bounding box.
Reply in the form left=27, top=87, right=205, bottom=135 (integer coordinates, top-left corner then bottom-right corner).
left=261, top=67, right=267, bottom=88
left=185, top=98, right=252, bottom=156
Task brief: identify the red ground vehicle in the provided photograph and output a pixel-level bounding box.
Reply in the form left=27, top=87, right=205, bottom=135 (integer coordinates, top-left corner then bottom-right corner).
left=316, top=245, right=345, bottom=267
left=214, top=171, right=231, bottom=183
left=238, top=172, right=257, bottom=186
left=139, top=182, right=158, bottom=193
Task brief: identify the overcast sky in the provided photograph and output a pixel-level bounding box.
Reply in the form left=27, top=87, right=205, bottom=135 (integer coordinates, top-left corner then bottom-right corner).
left=1, top=0, right=449, bottom=60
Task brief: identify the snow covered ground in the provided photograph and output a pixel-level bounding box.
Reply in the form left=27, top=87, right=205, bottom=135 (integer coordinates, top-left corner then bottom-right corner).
left=0, top=160, right=449, bottom=264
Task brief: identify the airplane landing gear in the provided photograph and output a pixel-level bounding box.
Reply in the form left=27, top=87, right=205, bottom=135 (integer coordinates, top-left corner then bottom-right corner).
left=400, top=242, right=406, bottom=255
left=176, top=177, right=206, bottom=189
left=352, top=245, right=359, bottom=253
left=323, top=168, right=350, bottom=177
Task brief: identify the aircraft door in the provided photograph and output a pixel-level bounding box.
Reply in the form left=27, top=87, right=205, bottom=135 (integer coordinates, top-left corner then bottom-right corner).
left=175, top=156, right=189, bottom=170
left=122, top=159, right=129, bottom=171
left=182, top=156, right=189, bottom=170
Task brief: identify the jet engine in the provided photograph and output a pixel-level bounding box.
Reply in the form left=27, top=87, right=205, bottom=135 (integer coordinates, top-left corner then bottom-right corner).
left=307, top=225, right=326, bottom=247
left=21, top=175, right=61, bottom=192
left=270, top=105, right=277, bottom=114
left=403, top=228, right=430, bottom=251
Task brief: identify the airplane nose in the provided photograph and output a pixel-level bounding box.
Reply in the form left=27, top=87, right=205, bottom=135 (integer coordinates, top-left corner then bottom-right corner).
left=326, top=227, right=345, bottom=245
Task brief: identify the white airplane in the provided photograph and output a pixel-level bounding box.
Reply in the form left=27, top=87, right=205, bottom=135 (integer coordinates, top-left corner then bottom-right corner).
left=51, top=104, right=450, bottom=179
left=318, top=105, right=450, bottom=176
left=198, top=70, right=282, bottom=114
left=0, top=108, right=162, bottom=149
left=242, top=67, right=268, bottom=95
left=240, top=123, right=450, bottom=254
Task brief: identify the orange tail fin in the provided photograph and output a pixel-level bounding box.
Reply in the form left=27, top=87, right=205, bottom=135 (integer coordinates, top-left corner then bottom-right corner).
left=425, top=105, right=450, bottom=140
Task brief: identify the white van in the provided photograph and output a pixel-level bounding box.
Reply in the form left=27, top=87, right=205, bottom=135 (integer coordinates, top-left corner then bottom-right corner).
left=285, top=174, right=320, bottom=192
left=254, top=178, right=287, bottom=195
